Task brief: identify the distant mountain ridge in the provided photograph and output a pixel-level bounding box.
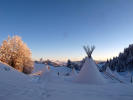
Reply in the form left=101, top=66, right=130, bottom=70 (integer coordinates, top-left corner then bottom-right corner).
left=34, top=59, right=66, bottom=67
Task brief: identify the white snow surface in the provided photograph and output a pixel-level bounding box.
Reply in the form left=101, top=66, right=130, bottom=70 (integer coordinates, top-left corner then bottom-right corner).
left=0, top=62, right=133, bottom=100
left=113, top=71, right=122, bottom=78
left=32, top=63, right=46, bottom=73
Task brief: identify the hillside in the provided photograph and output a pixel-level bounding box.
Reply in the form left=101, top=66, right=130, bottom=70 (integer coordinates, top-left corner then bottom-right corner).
left=103, top=44, right=133, bottom=72
left=0, top=62, right=133, bottom=100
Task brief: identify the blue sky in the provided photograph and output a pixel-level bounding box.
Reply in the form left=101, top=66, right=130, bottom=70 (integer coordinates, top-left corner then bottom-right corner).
left=0, top=0, right=133, bottom=61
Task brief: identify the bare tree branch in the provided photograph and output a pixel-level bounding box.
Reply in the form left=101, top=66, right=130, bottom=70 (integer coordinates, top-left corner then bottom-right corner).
left=83, top=45, right=95, bottom=58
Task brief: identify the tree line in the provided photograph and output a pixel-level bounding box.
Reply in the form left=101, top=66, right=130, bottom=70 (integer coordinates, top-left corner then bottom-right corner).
left=103, top=44, right=133, bottom=72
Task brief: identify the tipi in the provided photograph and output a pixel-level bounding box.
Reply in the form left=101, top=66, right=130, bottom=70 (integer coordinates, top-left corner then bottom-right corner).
left=106, top=66, right=113, bottom=75
left=70, top=68, right=78, bottom=77
left=75, top=45, right=105, bottom=84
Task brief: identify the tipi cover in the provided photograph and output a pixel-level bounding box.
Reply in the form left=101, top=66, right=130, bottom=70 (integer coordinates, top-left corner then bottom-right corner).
left=70, top=68, right=78, bottom=77
left=75, top=57, right=105, bottom=84
left=106, top=67, right=113, bottom=75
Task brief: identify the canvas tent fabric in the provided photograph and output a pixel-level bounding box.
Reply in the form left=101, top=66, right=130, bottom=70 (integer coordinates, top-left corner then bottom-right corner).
left=106, top=67, right=113, bottom=75
left=75, top=57, right=105, bottom=85
left=70, top=68, right=78, bottom=77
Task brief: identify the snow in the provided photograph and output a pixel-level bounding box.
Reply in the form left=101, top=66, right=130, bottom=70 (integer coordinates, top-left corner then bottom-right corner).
left=75, top=57, right=106, bottom=84
left=39, top=65, right=51, bottom=82
left=0, top=62, right=133, bottom=100
left=113, top=71, right=122, bottom=79
left=32, top=63, right=46, bottom=73
left=0, top=62, right=36, bottom=100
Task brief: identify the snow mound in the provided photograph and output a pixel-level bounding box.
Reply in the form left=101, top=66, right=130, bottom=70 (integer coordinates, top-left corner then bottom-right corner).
left=39, top=65, right=52, bottom=81
left=0, top=61, right=37, bottom=100
left=75, top=57, right=106, bottom=85
left=113, top=71, right=122, bottom=79
left=32, top=63, right=46, bottom=73
left=0, top=61, right=29, bottom=83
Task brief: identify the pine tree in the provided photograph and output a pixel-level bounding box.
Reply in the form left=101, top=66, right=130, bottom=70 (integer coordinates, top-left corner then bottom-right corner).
left=67, top=60, right=72, bottom=68
left=104, top=44, right=133, bottom=72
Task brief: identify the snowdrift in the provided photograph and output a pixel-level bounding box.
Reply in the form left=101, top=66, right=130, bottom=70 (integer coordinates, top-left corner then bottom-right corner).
left=39, top=65, right=52, bottom=82
left=0, top=61, right=29, bottom=83
left=113, top=71, right=122, bottom=79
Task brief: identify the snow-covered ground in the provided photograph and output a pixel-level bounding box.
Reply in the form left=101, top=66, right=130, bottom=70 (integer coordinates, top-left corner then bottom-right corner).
left=0, top=62, right=133, bottom=100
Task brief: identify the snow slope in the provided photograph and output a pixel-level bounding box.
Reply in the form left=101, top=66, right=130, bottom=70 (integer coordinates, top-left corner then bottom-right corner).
left=32, top=63, right=46, bottom=73
left=0, top=62, right=39, bottom=100
left=0, top=62, right=133, bottom=100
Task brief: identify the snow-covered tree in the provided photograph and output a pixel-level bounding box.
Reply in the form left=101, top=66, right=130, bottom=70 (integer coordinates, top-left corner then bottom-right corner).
left=104, top=44, right=133, bottom=72
left=0, top=35, right=34, bottom=74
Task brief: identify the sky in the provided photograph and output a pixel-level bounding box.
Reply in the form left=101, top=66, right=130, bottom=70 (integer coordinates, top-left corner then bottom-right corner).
left=0, top=0, right=133, bottom=61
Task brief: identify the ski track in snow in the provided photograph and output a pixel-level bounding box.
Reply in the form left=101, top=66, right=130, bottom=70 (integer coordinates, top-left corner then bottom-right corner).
left=0, top=63, right=133, bottom=100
